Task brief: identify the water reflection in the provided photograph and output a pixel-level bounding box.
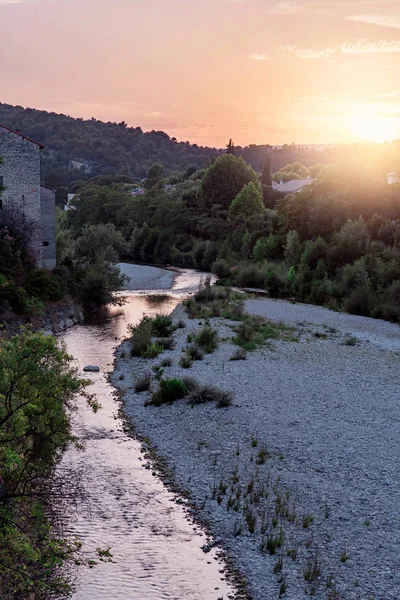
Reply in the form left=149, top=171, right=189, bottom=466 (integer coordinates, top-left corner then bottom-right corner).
left=60, top=269, right=234, bottom=600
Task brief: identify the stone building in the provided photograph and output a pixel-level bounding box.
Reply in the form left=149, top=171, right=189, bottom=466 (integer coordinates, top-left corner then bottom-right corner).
left=0, top=123, right=56, bottom=269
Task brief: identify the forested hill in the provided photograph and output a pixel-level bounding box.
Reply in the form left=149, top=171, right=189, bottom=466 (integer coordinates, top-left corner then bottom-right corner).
left=0, top=103, right=221, bottom=185
left=0, top=103, right=335, bottom=187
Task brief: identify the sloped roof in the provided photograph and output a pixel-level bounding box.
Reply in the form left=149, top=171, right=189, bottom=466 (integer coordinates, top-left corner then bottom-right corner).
left=0, top=123, right=45, bottom=149
left=274, top=179, right=314, bottom=194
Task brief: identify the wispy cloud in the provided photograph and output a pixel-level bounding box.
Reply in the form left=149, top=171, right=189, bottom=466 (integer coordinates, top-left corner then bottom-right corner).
left=342, top=40, right=400, bottom=54
left=249, top=53, right=270, bottom=61
left=279, top=45, right=334, bottom=59
left=269, top=2, right=302, bottom=14
left=346, top=14, right=400, bottom=30
left=0, top=0, right=24, bottom=4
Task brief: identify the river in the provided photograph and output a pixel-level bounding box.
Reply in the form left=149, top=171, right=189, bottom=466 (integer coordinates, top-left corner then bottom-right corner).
left=60, top=269, right=236, bottom=600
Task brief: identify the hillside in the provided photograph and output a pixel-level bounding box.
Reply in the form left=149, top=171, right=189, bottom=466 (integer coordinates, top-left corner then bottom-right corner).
left=0, top=103, right=221, bottom=185
left=0, top=103, right=336, bottom=187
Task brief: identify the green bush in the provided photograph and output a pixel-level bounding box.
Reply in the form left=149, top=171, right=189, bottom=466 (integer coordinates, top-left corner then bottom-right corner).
left=195, top=325, right=218, bottom=353
left=129, top=318, right=153, bottom=357
left=343, top=287, right=373, bottom=316
left=152, top=314, right=174, bottom=337
left=179, top=354, right=193, bottom=369
left=235, top=265, right=266, bottom=289
left=24, top=268, right=64, bottom=301
left=150, top=378, right=187, bottom=405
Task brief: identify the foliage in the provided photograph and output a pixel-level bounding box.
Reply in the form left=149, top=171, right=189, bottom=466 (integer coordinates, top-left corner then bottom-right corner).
left=230, top=182, right=264, bottom=219
left=195, top=325, right=219, bottom=353
left=150, top=378, right=187, bottom=406
left=201, top=154, right=260, bottom=210
left=0, top=330, right=96, bottom=599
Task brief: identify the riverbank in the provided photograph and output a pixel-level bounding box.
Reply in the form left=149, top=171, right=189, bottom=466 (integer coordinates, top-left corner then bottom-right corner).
left=113, top=285, right=400, bottom=600
left=117, top=262, right=176, bottom=290
left=0, top=299, right=82, bottom=339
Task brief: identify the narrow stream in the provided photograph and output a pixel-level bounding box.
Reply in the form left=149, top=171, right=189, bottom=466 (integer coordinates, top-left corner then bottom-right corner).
left=60, top=270, right=236, bottom=600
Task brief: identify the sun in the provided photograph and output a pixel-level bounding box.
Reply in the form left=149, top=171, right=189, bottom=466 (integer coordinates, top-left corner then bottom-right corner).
left=349, top=110, right=398, bottom=143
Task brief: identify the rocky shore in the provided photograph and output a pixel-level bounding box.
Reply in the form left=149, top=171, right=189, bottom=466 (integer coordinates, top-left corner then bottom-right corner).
left=112, top=284, right=400, bottom=600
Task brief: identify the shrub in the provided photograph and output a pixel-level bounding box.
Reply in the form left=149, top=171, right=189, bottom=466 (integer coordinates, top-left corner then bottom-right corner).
left=135, top=373, right=152, bottom=392
left=186, top=344, right=204, bottom=361
left=195, top=325, right=218, bottom=353
left=150, top=378, right=187, bottom=405
left=212, top=259, right=232, bottom=279
left=160, top=357, right=173, bottom=367
left=141, top=342, right=163, bottom=359
left=233, top=315, right=292, bottom=351
left=343, top=287, right=372, bottom=317
left=186, top=382, right=233, bottom=408
left=230, top=347, right=247, bottom=361
left=152, top=314, right=174, bottom=337
left=180, top=354, right=193, bottom=369
left=235, top=265, right=266, bottom=289
left=129, top=318, right=153, bottom=357
left=24, top=268, right=64, bottom=301
left=156, top=337, right=175, bottom=350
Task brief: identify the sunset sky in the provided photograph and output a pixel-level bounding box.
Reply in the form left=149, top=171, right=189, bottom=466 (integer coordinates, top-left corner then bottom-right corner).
left=1, top=0, right=400, bottom=147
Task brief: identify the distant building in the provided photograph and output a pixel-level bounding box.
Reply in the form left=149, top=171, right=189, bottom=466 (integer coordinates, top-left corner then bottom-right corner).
left=0, top=123, right=56, bottom=269
left=387, top=172, right=400, bottom=185
left=272, top=179, right=314, bottom=196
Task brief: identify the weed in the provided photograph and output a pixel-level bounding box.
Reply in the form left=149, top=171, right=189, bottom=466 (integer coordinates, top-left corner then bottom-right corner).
left=180, top=354, right=193, bottom=369
left=340, top=549, right=350, bottom=563
left=195, top=325, right=219, bottom=353
left=134, top=373, right=152, bottom=393
left=279, top=578, right=288, bottom=596
left=149, top=378, right=187, bottom=406
left=129, top=317, right=153, bottom=357
left=245, top=509, right=256, bottom=534
left=250, top=436, right=258, bottom=447
left=186, top=343, right=204, bottom=361
left=186, top=381, right=233, bottom=408
left=256, top=447, right=269, bottom=464
left=273, top=556, right=283, bottom=574
left=176, top=319, right=186, bottom=329
left=233, top=315, right=294, bottom=351
left=152, top=314, right=174, bottom=337
left=156, top=337, right=175, bottom=351
left=302, top=513, right=314, bottom=529
left=230, top=347, right=247, bottom=361
left=344, top=336, right=358, bottom=346
left=364, top=519, right=370, bottom=526
left=261, top=531, right=284, bottom=555
left=303, top=554, right=322, bottom=582
left=119, top=373, right=125, bottom=381
left=287, top=548, right=297, bottom=561
left=160, top=357, right=173, bottom=367
left=141, top=342, right=163, bottom=359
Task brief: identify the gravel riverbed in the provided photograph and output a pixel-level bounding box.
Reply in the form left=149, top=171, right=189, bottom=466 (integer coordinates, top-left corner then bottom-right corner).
left=112, top=293, right=400, bottom=600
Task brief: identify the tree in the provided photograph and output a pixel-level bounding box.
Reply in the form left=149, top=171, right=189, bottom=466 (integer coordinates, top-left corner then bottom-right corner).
left=201, top=154, right=260, bottom=210
left=145, top=164, right=164, bottom=190
left=230, top=182, right=264, bottom=219
left=262, top=156, right=272, bottom=187
left=0, top=330, right=98, bottom=598
left=226, top=139, right=235, bottom=155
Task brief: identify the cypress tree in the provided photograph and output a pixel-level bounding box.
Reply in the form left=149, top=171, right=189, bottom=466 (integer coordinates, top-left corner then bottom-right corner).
left=262, top=156, right=272, bottom=187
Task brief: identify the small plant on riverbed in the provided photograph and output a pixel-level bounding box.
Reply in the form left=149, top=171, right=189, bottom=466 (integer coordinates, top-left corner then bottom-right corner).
left=184, top=285, right=245, bottom=320
left=160, top=357, right=173, bottom=367
left=187, top=382, right=233, bottom=408
left=233, top=315, right=295, bottom=351
left=186, top=343, right=204, bottom=361
left=141, top=342, right=163, bottom=359
left=129, top=317, right=153, bottom=357
left=152, top=314, right=174, bottom=337
left=230, top=347, right=247, bottom=361
left=134, top=373, right=152, bottom=392
left=195, top=325, right=219, bottom=354
left=149, top=378, right=187, bottom=406
left=180, top=354, right=193, bottom=369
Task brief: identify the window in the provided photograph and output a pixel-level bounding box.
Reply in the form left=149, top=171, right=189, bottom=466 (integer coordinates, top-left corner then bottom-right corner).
left=42, top=241, right=50, bottom=247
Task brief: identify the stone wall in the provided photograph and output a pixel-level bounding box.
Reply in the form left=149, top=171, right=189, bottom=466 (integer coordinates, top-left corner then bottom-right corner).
left=0, top=127, right=43, bottom=264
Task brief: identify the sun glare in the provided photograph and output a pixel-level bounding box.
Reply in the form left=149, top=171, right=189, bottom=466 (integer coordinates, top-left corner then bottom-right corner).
left=349, top=110, right=399, bottom=143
